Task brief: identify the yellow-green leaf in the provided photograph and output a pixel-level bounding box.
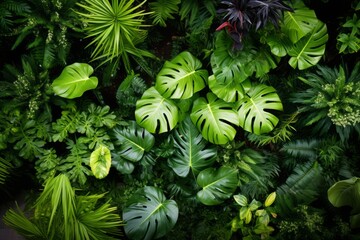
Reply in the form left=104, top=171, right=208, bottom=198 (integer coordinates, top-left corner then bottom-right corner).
left=90, top=146, right=111, bottom=179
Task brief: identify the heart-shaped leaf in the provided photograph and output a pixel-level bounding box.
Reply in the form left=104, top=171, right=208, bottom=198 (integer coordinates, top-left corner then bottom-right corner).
left=123, top=186, right=179, bottom=240
left=190, top=92, right=239, bottom=145
left=89, top=145, right=111, bottom=179
left=155, top=51, right=208, bottom=99
left=135, top=87, right=179, bottom=133
left=236, top=84, right=283, bottom=135
left=196, top=166, right=238, bottom=205
left=168, top=116, right=217, bottom=177
left=52, top=63, right=98, bottom=99
left=112, top=121, right=155, bottom=162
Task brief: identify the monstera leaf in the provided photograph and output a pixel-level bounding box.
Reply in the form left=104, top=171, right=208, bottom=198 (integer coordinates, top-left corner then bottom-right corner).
left=208, top=74, right=251, bottom=102
left=196, top=166, right=238, bottom=205
left=236, top=84, right=283, bottom=135
left=52, top=63, right=98, bottom=99
left=155, top=51, right=208, bottom=99
left=328, top=177, right=360, bottom=228
left=190, top=92, right=239, bottom=145
left=112, top=121, right=155, bottom=162
left=123, top=186, right=178, bottom=240
left=288, top=21, right=328, bottom=70
left=135, top=87, right=179, bottom=133
left=168, top=116, right=217, bottom=177
left=283, top=1, right=320, bottom=43
left=89, top=145, right=111, bottom=179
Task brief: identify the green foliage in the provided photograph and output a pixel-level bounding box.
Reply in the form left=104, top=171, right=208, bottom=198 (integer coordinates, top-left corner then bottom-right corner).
left=337, top=14, right=360, bottom=54
left=76, top=0, right=154, bottom=70
left=290, top=63, right=360, bottom=140
left=155, top=51, right=208, bottom=99
left=51, top=63, right=98, bottom=99
left=275, top=161, right=324, bottom=216
left=231, top=192, right=277, bottom=239
left=247, top=111, right=299, bottom=146
left=328, top=177, right=360, bottom=228
left=112, top=121, right=154, bottom=162
left=135, top=87, right=179, bottom=133
left=196, top=166, right=238, bottom=205
left=123, top=186, right=179, bottom=240
left=90, top=145, right=111, bottom=179
left=3, top=174, right=123, bottom=240
left=191, top=93, right=239, bottom=144
left=0, top=157, right=12, bottom=184
left=236, top=84, right=283, bottom=135
left=115, top=71, right=147, bottom=118
left=9, top=0, right=79, bottom=69
left=0, top=0, right=30, bottom=33
left=217, top=142, right=279, bottom=198
left=168, top=116, right=217, bottom=177
left=149, top=0, right=180, bottom=27
left=267, top=0, right=328, bottom=70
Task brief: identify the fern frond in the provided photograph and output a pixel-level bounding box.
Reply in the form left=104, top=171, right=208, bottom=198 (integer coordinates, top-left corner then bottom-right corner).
left=150, top=0, right=180, bottom=27
left=275, top=161, right=324, bottom=216
left=281, top=138, right=320, bottom=159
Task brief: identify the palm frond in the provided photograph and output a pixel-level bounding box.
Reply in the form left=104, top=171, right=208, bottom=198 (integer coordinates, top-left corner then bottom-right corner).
left=275, top=161, right=324, bottom=216
left=150, top=0, right=180, bottom=27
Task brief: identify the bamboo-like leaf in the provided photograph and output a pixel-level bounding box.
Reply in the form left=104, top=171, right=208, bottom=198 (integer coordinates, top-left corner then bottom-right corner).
left=168, top=116, right=217, bottom=177
left=155, top=51, right=208, bottom=99
left=52, top=63, right=98, bottom=99
left=196, top=166, right=238, bottom=205
left=123, top=186, right=178, bottom=240
left=236, top=84, right=283, bottom=135
left=135, top=87, right=179, bottom=133
left=190, top=92, right=239, bottom=144
left=90, top=145, right=111, bottom=179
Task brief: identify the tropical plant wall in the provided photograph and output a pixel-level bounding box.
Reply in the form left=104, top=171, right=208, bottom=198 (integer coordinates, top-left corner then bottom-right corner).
left=0, top=0, right=360, bottom=239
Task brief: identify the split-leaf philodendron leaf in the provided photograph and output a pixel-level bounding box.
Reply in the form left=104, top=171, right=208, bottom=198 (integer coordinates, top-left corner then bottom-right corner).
left=123, top=186, right=178, bottom=240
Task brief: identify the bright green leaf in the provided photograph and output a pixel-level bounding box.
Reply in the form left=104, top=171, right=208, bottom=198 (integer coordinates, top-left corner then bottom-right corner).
left=90, top=145, right=111, bottom=179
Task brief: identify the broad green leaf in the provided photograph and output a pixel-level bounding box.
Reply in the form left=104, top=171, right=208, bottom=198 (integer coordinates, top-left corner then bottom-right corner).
left=328, top=177, right=360, bottom=210
left=328, top=177, right=360, bottom=228
left=208, top=74, right=251, bottom=102
left=236, top=84, right=283, bottom=135
left=288, top=21, right=328, bottom=70
left=283, top=2, right=320, bottom=43
left=112, top=121, right=155, bottom=162
left=112, top=155, right=135, bottom=175
left=264, top=192, right=277, bottom=207
left=211, top=31, right=251, bottom=84
left=135, top=87, right=179, bottom=133
left=90, top=145, right=111, bottom=179
left=168, top=116, right=217, bottom=177
left=52, top=63, right=98, bottom=99
left=196, top=166, right=238, bottom=205
left=155, top=51, right=208, bottom=99
left=123, top=186, right=178, bottom=240
left=191, top=92, right=239, bottom=144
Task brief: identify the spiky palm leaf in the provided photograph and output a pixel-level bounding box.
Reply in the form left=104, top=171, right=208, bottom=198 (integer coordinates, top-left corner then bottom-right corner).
left=76, top=0, right=154, bottom=69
